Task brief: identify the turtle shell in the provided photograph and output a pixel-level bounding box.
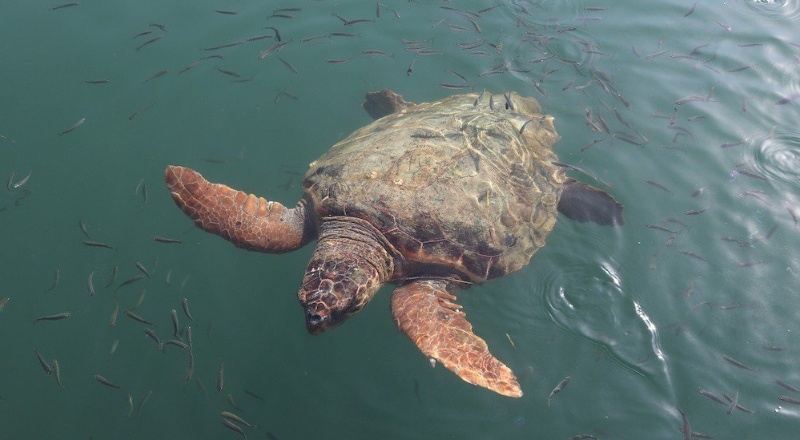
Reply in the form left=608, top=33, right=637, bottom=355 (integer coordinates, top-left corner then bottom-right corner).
left=302, top=92, right=566, bottom=283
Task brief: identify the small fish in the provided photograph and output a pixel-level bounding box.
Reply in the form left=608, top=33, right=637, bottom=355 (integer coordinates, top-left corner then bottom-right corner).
left=138, top=390, right=153, bottom=414
left=135, top=262, right=150, bottom=278
left=222, top=411, right=255, bottom=427
left=721, top=141, right=743, bottom=149
left=153, top=236, right=182, bottom=244
left=11, top=171, right=31, bottom=189
left=186, top=351, right=195, bottom=382
left=84, top=270, right=95, bottom=296
left=406, top=57, right=416, bottom=76
left=439, top=83, right=472, bottom=89
left=678, top=250, right=707, bottom=262
left=727, top=387, right=739, bottom=415
left=676, top=406, right=691, bottom=440
left=644, top=179, right=673, bottom=194
left=34, top=312, right=71, bottom=323
left=699, top=388, right=727, bottom=405
left=215, top=67, right=241, bottom=78
left=85, top=79, right=110, bottom=84
left=300, top=34, right=328, bottom=43
left=116, top=274, right=145, bottom=291
left=217, top=361, right=225, bottom=391
left=125, top=310, right=154, bottom=325
left=775, top=93, right=800, bottom=105
left=109, top=301, right=119, bottom=327
left=186, top=326, right=193, bottom=347
left=362, top=50, right=394, bottom=57
left=683, top=2, right=697, bottom=17
left=277, top=57, right=298, bottom=73
left=0, top=297, right=8, bottom=311
left=128, top=103, right=156, bottom=120
left=45, top=269, right=60, bottom=292
left=690, top=188, right=705, bottom=198
left=142, top=183, right=149, bottom=205
left=214, top=10, right=238, bottom=15
left=776, top=379, right=800, bottom=394
left=94, top=374, right=122, bottom=389
left=264, top=26, right=281, bottom=41
left=106, top=265, right=118, bottom=288
left=143, top=328, right=161, bottom=347
left=780, top=395, right=800, bottom=405
left=222, top=419, right=248, bottom=440
left=763, top=345, right=785, bottom=351
left=136, top=35, right=164, bottom=51
left=646, top=224, right=678, bottom=234
left=258, top=41, right=290, bottom=60
left=34, top=348, right=53, bottom=374
left=227, top=393, right=243, bottom=411
left=181, top=298, right=194, bottom=321
left=78, top=219, right=91, bottom=239
left=722, top=354, right=757, bottom=371
left=53, top=359, right=64, bottom=389
left=135, top=289, right=148, bottom=308
left=722, top=392, right=752, bottom=413
left=170, top=309, right=179, bottom=337
left=547, top=376, right=571, bottom=406
left=143, top=69, right=169, bottom=83
left=243, top=389, right=266, bottom=402
left=505, top=333, right=516, bottom=348
left=127, top=395, right=134, bottom=417
left=685, top=208, right=707, bottom=215
left=82, top=240, right=115, bottom=250
left=59, top=117, right=86, bottom=136
left=110, top=340, right=119, bottom=355
left=50, top=2, right=80, bottom=11
left=162, top=339, right=188, bottom=350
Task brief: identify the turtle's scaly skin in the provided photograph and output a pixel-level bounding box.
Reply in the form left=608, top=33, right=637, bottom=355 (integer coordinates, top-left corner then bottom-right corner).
left=165, top=91, right=592, bottom=398
left=392, top=279, right=522, bottom=397
left=165, top=166, right=313, bottom=252
left=304, top=92, right=565, bottom=283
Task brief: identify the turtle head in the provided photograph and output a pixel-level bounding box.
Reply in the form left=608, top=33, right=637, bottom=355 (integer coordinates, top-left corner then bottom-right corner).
left=298, top=219, right=393, bottom=334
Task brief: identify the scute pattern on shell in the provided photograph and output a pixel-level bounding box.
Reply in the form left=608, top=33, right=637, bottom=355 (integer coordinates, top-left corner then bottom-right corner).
left=302, top=92, right=566, bottom=283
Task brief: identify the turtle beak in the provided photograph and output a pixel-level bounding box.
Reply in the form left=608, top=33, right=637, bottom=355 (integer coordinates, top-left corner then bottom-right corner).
left=298, top=277, right=352, bottom=335
left=304, top=301, right=333, bottom=334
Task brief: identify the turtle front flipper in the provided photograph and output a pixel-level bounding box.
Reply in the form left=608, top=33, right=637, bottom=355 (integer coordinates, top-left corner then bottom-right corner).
left=558, top=178, right=625, bottom=226
left=165, top=166, right=314, bottom=253
left=391, top=279, right=522, bottom=398
left=362, top=89, right=414, bottom=120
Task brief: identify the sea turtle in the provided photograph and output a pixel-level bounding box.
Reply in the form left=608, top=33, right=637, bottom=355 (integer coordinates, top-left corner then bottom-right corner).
left=164, top=90, right=623, bottom=398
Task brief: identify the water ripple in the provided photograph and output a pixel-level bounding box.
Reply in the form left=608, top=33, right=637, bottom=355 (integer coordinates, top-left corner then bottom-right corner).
left=751, top=127, right=800, bottom=184
left=541, top=260, right=666, bottom=378
left=744, top=0, right=800, bottom=20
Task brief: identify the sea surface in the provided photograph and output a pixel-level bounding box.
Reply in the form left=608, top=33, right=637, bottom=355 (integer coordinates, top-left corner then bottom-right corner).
left=1, top=1, right=799, bottom=439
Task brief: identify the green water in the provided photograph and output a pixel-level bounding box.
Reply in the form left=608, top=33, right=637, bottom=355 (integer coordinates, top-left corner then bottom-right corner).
left=2, top=1, right=800, bottom=439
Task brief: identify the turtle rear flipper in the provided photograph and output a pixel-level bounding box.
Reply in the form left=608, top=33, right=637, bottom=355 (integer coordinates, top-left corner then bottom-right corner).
left=391, top=279, right=522, bottom=398
left=165, top=166, right=314, bottom=253
left=558, top=178, right=625, bottom=226
left=363, top=89, right=414, bottom=120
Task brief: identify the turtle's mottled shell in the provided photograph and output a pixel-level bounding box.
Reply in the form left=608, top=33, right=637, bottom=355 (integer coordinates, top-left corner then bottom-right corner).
left=302, top=92, right=566, bottom=282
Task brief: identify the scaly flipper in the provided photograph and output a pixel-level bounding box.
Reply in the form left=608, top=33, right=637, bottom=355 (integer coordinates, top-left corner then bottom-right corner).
left=362, top=89, right=414, bottom=120
left=391, top=279, right=522, bottom=398
left=558, top=178, right=624, bottom=226
left=165, top=166, right=313, bottom=253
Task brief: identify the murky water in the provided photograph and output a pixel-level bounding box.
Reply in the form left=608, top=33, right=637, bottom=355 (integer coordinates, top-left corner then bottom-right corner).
left=1, top=1, right=799, bottom=439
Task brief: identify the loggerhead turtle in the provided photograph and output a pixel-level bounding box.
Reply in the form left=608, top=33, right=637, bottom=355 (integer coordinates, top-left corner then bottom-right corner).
left=164, top=90, right=623, bottom=398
